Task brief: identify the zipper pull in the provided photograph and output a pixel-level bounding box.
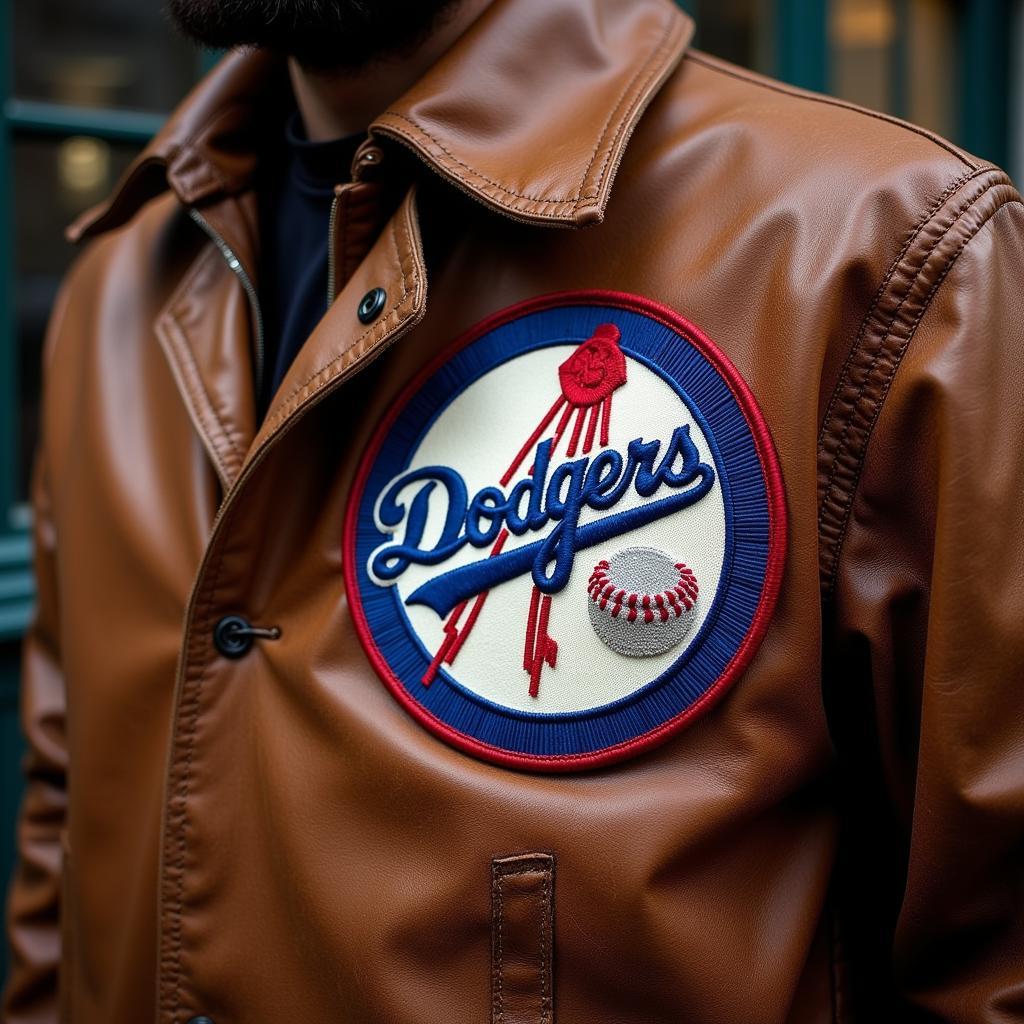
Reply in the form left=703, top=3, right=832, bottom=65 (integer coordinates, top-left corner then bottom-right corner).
left=351, top=139, right=385, bottom=182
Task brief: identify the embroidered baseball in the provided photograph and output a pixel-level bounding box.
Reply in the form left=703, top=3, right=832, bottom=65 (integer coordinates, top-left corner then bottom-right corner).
left=344, top=292, right=787, bottom=771
left=586, top=547, right=699, bottom=658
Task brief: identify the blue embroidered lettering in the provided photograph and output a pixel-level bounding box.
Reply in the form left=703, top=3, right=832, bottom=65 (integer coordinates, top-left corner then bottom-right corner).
left=370, top=425, right=715, bottom=611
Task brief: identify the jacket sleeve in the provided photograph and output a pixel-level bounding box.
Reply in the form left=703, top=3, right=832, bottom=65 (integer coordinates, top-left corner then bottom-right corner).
left=826, top=187, right=1024, bottom=1019
left=2, top=286, right=71, bottom=1024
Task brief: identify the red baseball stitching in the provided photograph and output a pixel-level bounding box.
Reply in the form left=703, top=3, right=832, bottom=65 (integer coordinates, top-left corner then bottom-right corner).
left=587, top=560, right=698, bottom=624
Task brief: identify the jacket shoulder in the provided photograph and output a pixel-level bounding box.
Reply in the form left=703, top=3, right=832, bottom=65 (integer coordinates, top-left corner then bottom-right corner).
left=668, top=48, right=999, bottom=197
left=675, top=49, right=981, bottom=175
left=634, top=47, right=1021, bottom=309
left=637, top=48, right=1022, bottom=237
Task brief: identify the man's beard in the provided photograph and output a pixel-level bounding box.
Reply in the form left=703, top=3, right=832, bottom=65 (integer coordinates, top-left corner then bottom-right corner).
left=166, top=0, right=464, bottom=71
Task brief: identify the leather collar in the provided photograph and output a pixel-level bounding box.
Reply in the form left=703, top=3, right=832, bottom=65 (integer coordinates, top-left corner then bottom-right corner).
left=68, top=0, right=692, bottom=241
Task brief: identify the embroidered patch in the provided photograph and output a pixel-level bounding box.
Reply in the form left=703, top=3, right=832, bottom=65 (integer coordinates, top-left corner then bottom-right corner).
left=343, top=291, right=786, bottom=772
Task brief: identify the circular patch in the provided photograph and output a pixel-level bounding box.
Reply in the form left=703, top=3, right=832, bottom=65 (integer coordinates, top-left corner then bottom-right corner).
left=343, top=291, right=786, bottom=772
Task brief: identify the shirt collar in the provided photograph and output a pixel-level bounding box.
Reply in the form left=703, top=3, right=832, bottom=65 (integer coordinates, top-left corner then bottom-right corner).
left=68, top=0, right=693, bottom=241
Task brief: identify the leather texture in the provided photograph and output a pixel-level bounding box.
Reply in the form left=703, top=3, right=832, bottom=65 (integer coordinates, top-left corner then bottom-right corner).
left=3, top=0, right=1023, bottom=1020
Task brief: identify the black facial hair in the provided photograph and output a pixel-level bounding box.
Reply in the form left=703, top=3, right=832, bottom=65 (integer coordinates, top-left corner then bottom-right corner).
left=166, top=0, right=464, bottom=71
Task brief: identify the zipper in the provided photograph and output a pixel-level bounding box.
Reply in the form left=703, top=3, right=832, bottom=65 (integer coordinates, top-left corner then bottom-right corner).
left=326, top=184, right=345, bottom=309
left=188, top=206, right=266, bottom=401
left=327, top=141, right=384, bottom=307
left=329, top=142, right=385, bottom=305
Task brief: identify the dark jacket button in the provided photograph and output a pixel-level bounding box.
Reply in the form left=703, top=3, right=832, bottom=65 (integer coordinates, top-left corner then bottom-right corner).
left=213, top=614, right=254, bottom=658
left=358, top=286, right=387, bottom=323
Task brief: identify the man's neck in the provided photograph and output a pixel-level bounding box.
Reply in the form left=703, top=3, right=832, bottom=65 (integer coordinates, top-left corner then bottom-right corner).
left=287, top=0, right=494, bottom=142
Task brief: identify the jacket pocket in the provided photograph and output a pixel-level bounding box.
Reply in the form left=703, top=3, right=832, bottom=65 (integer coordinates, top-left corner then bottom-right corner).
left=490, top=853, right=555, bottom=1024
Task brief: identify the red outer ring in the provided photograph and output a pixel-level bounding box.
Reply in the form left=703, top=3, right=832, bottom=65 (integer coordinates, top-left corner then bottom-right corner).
left=342, top=290, right=788, bottom=773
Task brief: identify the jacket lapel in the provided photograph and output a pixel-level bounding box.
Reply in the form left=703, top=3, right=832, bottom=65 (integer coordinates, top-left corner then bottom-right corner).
left=154, top=192, right=262, bottom=490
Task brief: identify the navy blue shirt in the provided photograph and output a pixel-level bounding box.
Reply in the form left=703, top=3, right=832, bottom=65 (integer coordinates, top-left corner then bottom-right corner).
left=258, top=110, right=363, bottom=416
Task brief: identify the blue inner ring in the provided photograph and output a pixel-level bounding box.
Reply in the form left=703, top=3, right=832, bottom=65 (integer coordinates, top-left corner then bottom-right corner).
left=352, top=305, right=772, bottom=757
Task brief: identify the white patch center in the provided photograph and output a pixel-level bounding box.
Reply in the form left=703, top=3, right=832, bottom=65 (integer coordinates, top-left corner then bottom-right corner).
left=377, top=344, right=728, bottom=714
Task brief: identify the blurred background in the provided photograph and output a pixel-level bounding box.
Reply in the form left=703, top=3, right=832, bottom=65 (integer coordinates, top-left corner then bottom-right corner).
left=0, top=0, right=1021, bottom=985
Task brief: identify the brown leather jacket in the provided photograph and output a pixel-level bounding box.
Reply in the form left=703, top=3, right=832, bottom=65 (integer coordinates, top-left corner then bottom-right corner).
left=4, top=0, right=1024, bottom=1021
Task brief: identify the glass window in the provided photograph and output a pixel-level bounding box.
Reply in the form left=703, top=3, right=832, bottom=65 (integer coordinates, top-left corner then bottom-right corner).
left=830, top=0, right=897, bottom=115
left=830, top=0, right=956, bottom=140
left=690, top=0, right=776, bottom=75
left=8, top=0, right=198, bottom=505
left=903, top=0, right=956, bottom=142
left=14, top=0, right=201, bottom=111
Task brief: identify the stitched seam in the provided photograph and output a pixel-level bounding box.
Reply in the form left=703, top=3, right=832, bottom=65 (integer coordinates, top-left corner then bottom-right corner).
left=540, top=868, right=550, bottom=1023
left=158, top=216, right=259, bottom=1010
left=379, top=113, right=579, bottom=208
left=268, top=223, right=411, bottom=424
left=262, top=203, right=418, bottom=434
left=686, top=52, right=977, bottom=169
left=273, top=213, right=411, bottom=417
left=818, top=183, right=994, bottom=536
left=816, top=168, right=982, bottom=446
left=491, top=861, right=553, bottom=1024
left=822, top=191, right=1023, bottom=593
left=161, top=202, right=420, bottom=1019
left=376, top=119, right=602, bottom=224
left=818, top=189, right=981, bottom=521
left=493, top=864, right=504, bottom=1024
left=574, top=10, right=676, bottom=202
left=155, top=313, right=234, bottom=485
left=165, top=533, right=232, bottom=1019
